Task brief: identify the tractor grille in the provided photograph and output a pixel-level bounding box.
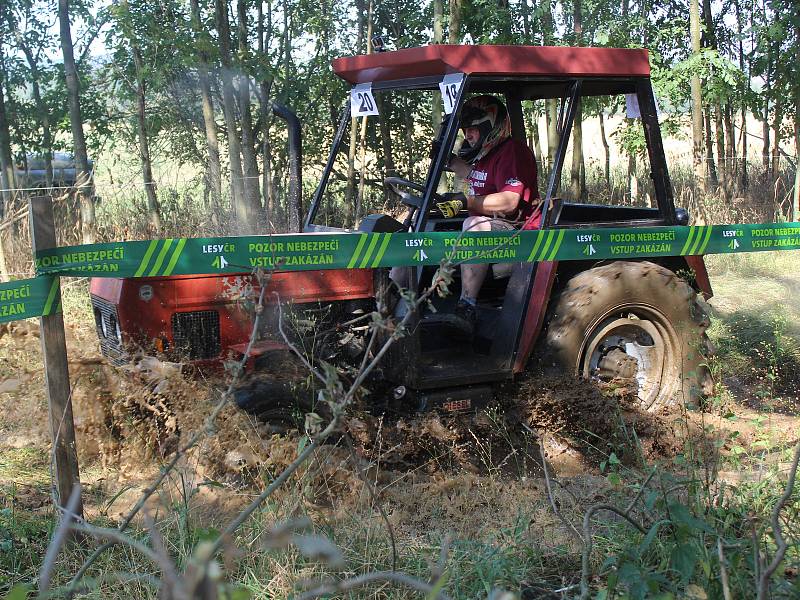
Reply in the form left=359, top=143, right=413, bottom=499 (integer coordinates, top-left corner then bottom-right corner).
left=171, top=310, right=221, bottom=360
left=90, top=295, right=126, bottom=365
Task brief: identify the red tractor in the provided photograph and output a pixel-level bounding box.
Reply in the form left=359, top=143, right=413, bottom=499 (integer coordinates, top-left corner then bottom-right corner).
left=91, top=45, right=713, bottom=415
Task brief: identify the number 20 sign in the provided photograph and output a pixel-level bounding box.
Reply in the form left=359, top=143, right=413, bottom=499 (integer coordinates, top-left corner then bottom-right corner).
left=351, top=83, right=379, bottom=116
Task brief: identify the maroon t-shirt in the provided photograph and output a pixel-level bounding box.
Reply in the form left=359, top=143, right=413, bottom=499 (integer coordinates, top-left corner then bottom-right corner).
left=466, top=138, right=541, bottom=228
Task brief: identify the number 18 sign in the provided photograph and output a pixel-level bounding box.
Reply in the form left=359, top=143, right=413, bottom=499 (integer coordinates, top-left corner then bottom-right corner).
left=439, top=73, right=465, bottom=115
left=351, top=83, right=379, bottom=116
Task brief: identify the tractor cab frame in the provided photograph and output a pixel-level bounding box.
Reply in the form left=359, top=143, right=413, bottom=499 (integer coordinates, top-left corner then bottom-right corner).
left=295, top=45, right=707, bottom=405
left=307, top=45, right=678, bottom=236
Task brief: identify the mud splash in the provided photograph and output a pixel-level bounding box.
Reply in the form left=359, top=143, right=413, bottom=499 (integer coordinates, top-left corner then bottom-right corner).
left=72, top=352, right=684, bottom=489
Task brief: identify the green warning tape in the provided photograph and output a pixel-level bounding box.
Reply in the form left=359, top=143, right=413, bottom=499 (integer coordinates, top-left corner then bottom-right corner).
left=3, top=221, right=797, bottom=325
left=0, top=276, right=61, bottom=324
left=32, top=221, right=800, bottom=279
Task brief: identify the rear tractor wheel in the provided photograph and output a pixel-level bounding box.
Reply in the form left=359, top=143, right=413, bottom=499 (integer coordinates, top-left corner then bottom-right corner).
left=542, top=261, right=714, bottom=410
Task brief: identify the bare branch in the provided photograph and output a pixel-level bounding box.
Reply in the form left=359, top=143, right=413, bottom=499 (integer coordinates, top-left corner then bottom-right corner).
left=625, top=468, right=657, bottom=515
left=434, top=532, right=453, bottom=581
left=717, top=537, right=733, bottom=600
left=210, top=266, right=446, bottom=561
left=68, top=522, right=163, bottom=565
left=294, top=570, right=454, bottom=600
left=211, top=424, right=326, bottom=554
left=38, top=484, right=82, bottom=598
left=145, top=512, right=188, bottom=600
left=344, top=434, right=398, bottom=572
left=537, top=435, right=583, bottom=543
left=580, top=504, right=646, bottom=600
left=756, top=440, right=800, bottom=600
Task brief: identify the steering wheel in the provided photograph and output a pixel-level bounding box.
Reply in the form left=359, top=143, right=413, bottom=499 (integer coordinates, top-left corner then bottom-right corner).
left=385, top=177, right=444, bottom=209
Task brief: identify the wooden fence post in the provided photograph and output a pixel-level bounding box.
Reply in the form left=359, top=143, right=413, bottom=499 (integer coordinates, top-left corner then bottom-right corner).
left=29, top=196, right=83, bottom=518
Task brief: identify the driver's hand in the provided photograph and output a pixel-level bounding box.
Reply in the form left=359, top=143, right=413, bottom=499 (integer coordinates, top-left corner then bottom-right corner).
left=436, top=193, right=467, bottom=218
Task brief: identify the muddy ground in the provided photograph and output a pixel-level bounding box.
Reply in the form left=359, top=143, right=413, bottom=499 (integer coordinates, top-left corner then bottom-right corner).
left=1, top=253, right=799, bottom=593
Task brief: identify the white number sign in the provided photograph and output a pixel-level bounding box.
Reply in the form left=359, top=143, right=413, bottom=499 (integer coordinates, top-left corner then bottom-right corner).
left=439, top=73, right=465, bottom=115
left=351, top=83, right=379, bottom=116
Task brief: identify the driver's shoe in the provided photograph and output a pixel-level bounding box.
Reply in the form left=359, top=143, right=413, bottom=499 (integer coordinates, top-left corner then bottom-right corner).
left=440, top=300, right=476, bottom=340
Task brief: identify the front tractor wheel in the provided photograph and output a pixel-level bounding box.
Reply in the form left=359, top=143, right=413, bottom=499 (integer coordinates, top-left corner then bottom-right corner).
left=543, top=261, right=713, bottom=410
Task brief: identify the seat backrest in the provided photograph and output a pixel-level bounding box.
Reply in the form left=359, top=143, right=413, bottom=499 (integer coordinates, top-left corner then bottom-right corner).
left=357, top=214, right=405, bottom=233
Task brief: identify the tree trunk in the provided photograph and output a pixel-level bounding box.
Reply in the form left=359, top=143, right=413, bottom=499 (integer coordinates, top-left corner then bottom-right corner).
left=628, top=153, right=637, bottom=204
left=344, top=0, right=366, bottom=224
left=190, top=0, right=222, bottom=215
left=701, top=0, right=720, bottom=205
left=0, top=67, right=14, bottom=210
left=14, top=31, right=53, bottom=188
left=762, top=97, right=771, bottom=175
left=354, top=0, right=374, bottom=226
left=520, top=0, right=532, bottom=43
left=640, top=0, right=651, bottom=43
left=258, top=0, right=275, bottom=228
left=376, top=93, right=396, bottom=205
left=762, top=20, right=773, bottom=176
left=344, top=125, right=358, bottom=225
left=689, top=0, right=705, bottom=192
left=734, top=0, right=748, bottom=190
left=568, top=0, right=585, bottom=200
left=431, top=0, right=444, bottom=134
left=58, top=0, right=95, bottom=244
left=762, top=112, right=771, bottom=176
left=701, top=0, right=715, bottom=47
left=570, top=99, right=584, bottom=200
left=704, top=109, right=718, bottom=188
left=793, top=118, right=799, bottom=222
left=771, top=98, right=782, bottom=181
left=215, top=0, right=247, bottom=228
left=403, top=106, right=415, bottom=177
left=520, top=0, right=541, bottom=177
left=261, top=109, right=275, bottom=228
left=495, top=0, right=512, bottom=40
left=793, top=20, right=800, bottom=221
left=724, top=103, right=736, bottom=182
left=448, top=0, right=462, bottom=43
left=531, top=108, right=543, bottom=178
left=131, top=47, right=161, bottom=232
left=0, top=232, right=8, bottom=282
left=238, top=0, right=262, bottom=231
left=282, top=3, right=300, bottom=232
left=599, top=111, right=610, bottom=191
left=715, top=103, right=727, bottom=197
left=541, top=0, right=558, bottom=174
left=433, top=0, right=443, bottom=44
left=740, top=105, right=748, bottom=189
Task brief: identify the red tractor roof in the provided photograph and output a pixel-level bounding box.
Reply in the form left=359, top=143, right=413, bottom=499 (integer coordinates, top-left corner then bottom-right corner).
left=333, top=45, right=651, bottom=84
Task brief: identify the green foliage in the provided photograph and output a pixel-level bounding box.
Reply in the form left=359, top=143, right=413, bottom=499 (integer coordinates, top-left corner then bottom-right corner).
left=0, top=0, right=796, bottom=231
left=592, top=457, right=800, bottom=599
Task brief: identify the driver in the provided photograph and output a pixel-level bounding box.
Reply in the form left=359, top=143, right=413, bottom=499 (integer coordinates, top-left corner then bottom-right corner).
left=436, top=95, right=542, bottom=338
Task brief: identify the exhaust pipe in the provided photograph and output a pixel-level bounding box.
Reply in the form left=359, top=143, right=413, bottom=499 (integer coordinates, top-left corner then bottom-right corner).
left=271, top=101, right=303, bottom=232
